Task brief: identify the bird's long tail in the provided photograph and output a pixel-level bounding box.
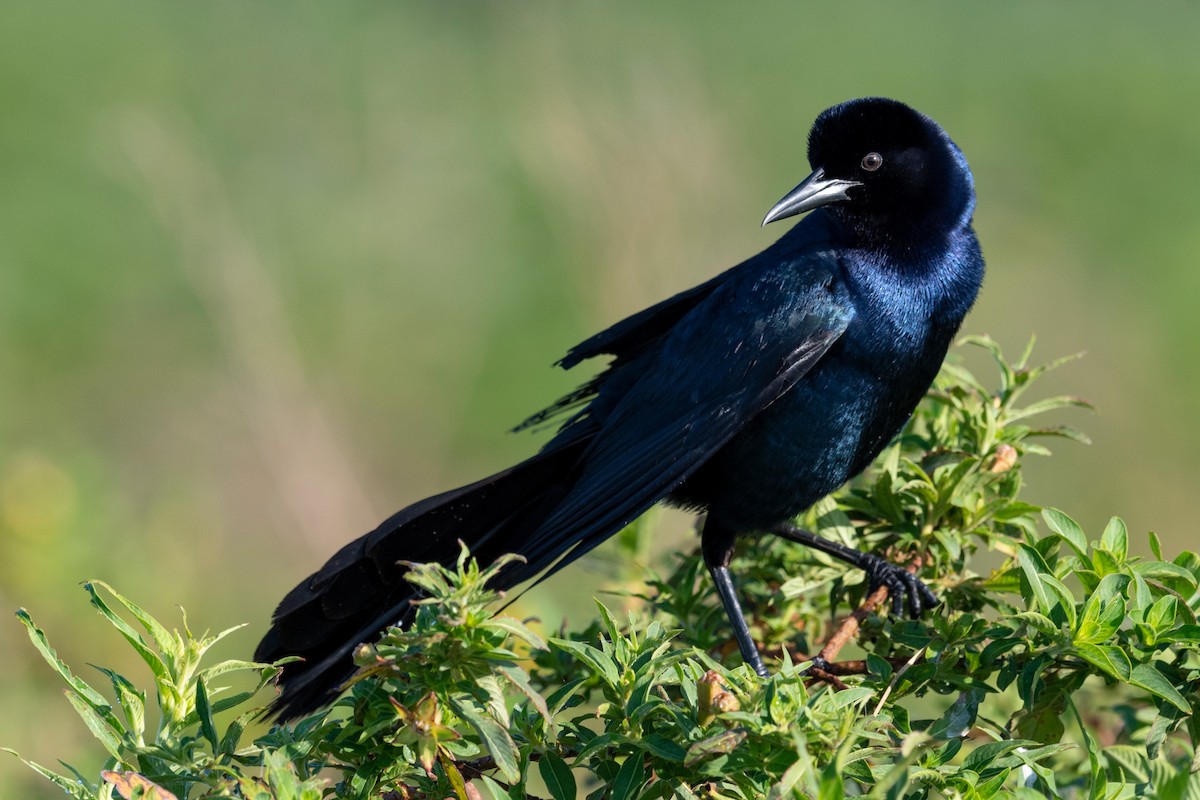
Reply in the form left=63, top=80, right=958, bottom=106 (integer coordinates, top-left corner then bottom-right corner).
left=254, top=439, right=588, bottom=720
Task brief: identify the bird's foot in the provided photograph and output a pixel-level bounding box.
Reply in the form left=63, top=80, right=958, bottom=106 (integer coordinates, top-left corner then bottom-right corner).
left=861, top=555, right=939, bottom=618
left=807, top=654, right=832, bottom=673
left=802, top=655, right=851, bottom=689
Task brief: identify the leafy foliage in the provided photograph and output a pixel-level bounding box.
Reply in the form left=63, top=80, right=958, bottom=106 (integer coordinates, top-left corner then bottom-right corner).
left=10, top=337, right=1200, bottom=799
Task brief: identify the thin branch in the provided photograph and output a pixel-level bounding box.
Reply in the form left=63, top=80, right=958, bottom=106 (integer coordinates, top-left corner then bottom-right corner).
left=814, top=555, right=926, bottom=671
left=871, top=649, right=926, bottom=716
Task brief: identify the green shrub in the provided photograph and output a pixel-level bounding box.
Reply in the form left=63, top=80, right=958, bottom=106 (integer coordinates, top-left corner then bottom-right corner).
left=10, top=337, right=1200, bottom=799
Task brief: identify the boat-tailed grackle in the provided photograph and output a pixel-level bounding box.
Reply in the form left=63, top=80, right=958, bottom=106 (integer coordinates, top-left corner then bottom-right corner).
left=256, top=97, right=985, bottom=720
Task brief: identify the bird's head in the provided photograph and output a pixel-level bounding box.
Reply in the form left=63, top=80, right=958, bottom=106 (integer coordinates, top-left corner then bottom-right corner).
left=763, top=97, right=975, bottom=249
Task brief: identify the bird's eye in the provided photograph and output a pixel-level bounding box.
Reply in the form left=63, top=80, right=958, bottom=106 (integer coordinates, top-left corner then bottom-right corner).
left=861, top=152, right=883, bottom=172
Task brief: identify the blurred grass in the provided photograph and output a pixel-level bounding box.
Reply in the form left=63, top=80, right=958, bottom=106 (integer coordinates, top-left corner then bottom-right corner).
left=3, top=3, right=1200, bottom=796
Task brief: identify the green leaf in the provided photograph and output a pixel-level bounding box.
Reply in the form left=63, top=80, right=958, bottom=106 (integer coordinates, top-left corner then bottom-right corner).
left=481, top=617, right=549, bottom=652
left=1147, top=595, right=1179, bottom=632
left=609, top=755, right=646, bottom=800
left=1129, top=570, right=1154, bottom=612
left=219, top=709, right=257, bottom=756
left=640, top=734, right=687, bottom=763
left=63, top=689, right=124, bottom=761
left=545, top=678, right=587, bottom=716
left=477, top=674, right=510, bottom=729
left=82, top=584, right=171, bottom=687
left=812, top=496, right=857, bottom=544
left=1075, top=590, right=1124, bottom=645
left=449, top=697, right=521, bottom=784
left=550, top=638, right=620, bottom=689
left=684, top=728, right=748, bottom=767
left=673, top=783, right=702, bottom=800
left=1160, top=624, right=1200, bottom=644
left=824, top=686, right=874, bottom=710
left=817, top=760, right=844, bottom=800
left=1030, top=424, right=1092, bottom=445
left=85, top=581, right=175, bottom=660
left=538, top=751, right=576, bottom=800
left=1017, top=654, right=1050, bottom=706
left=1065, top=698, right=1106, bottom=800
left=15, top=609, right=124, bottom=733
left=1016, top=545, right=1052, bottom=612
left=1014, top=747, right=1061, bottom=795
left=479, top=775, right=521, bottom=800
left=498, top=664, right=555, bottom=742
left=574, top=732, right=622, bottom=762
left=1130, top=663, right=1191, bottom=713
left=1104, top=744, right=1150, bottom=783
left=980, top=637, right=1023, bottom=666
left=1073, top=643, right=1132, bottom=681
left=866, top=654, right=893, bottom=682
left=1016, top=689, right=1067, bottom=744
left=2, top=751, right=95, bottom=800
left=1145, top=706, right=1184, bottom=761
left=1042, top=508, right=1088, bottom=559
left=1038, top=573, right=1077, bottom=630
left=1014, top=611, right=1059, bottom=637
left=198, top=658, right=268, bottom=682
left=1134, top=561, right=1198, bottom=589
left=92, top=667, right=146, bottom=741
left=443, top=754, right=470, bottom=800
left=1100, top=517, right=1129, bottom=561
left=769, top=740, right=817, bottom=800
left=1074, top=568, right=1100, bottom=594
left=1092, top=549, right=1120, bottom=577
left=927, top=689, right=982, bottom=739
left=961, top=739, right=1038, bottom=772
left=1095, top=572, right=1130, bottom=603
left=194, top=678, right=220, bottom=752
left=1007, top=394, right=1094, bottom=422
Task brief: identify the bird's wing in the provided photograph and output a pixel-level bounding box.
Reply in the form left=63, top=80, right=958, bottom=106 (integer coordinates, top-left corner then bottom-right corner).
left=559, top=271, right=728, bottom=368
left=514, top=270, right=730, bottom=432
left=508, top=252, right=855, bottom=581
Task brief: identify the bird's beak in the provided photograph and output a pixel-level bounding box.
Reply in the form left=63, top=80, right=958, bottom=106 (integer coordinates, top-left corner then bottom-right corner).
left=761, top=168, right=861, bottom=226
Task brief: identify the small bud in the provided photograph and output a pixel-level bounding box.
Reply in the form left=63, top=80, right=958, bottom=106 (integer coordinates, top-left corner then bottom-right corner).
left=389, top=692, right=459, bottom=777
left=697, top=670, right=738, bottom=725
left=712, top=691, right=740, bottom=715
left=987, top=443, right=1018, bottom=473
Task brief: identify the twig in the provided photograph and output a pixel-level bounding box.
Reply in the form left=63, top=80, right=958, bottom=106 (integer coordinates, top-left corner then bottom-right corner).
left=456, top=755, right=497, bottom=780
left=812, top=555, right=925, bottom=673
left=761, top=644, right=913, bottom=677
left=871, top=649, right=925, bottom=716
left=806, top=665, right=849, bottom=690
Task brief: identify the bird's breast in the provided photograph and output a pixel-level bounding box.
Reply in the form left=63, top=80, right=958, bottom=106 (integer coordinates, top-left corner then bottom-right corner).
left=679, top=286, right=955, bottom=531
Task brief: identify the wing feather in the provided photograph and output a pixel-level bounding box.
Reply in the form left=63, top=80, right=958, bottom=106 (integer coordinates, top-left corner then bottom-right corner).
left=503, top=252, right=854, bottom=587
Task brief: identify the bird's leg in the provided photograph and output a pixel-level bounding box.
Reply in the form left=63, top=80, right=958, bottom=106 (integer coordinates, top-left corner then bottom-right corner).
left=701, top=519, right=769, bottom=678
left=767, top=523, right=939, bottom=619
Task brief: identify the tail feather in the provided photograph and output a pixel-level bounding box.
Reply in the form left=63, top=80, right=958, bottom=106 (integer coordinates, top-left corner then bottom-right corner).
left=255, top=439, right=588, bottom=720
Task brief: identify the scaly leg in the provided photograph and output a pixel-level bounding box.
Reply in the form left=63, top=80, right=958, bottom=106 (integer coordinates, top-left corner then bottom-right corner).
left=767, top=522, right=939, bottom=618
left=701, top=519, right=769, bottom=678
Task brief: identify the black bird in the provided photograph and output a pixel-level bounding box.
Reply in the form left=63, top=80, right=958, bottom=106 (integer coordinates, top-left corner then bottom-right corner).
left=256, top=97, right=984, bottom=720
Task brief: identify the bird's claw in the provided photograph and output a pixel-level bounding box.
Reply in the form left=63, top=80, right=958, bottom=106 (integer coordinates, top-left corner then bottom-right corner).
left=807, top=655, right=832, bottom=673
left=861, top=555, right=939, bottom=618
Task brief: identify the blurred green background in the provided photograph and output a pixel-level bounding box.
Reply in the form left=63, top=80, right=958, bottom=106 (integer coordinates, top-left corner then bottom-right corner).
left=3, top=2, right=1200, bottom=795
